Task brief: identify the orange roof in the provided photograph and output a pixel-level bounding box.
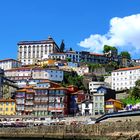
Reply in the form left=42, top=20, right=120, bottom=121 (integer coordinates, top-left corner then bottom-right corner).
left=106, top=98, right=122, bottom=104
left=49, top=87, right=67, bottom=90
left=24, top=86, right=34, bottom=89
left=90, top=53, right=104, bottom=56
left=114, top=66, right=140, bottom=72
left=16, top=89, right=27, bottom=92
left=26, top=90, right=34, bottom=93
left=34, top=87, right=48, bottom=90
left=0, top=99, right=16, bottom=102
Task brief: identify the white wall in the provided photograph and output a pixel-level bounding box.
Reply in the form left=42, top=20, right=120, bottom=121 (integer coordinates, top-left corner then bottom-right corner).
left=112, top=68, right=140, bottom=91
left=89, top=82, right=105, bottom=93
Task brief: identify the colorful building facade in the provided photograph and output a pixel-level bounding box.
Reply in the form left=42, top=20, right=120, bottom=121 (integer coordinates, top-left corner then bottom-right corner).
left=105, top=99, right=123, bottom=113
left=0, top=99, right=16, bottom=115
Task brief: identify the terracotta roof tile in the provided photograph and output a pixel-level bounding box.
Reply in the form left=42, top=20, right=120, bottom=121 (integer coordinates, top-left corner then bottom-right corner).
left=113, top=66, right=140, bottom=72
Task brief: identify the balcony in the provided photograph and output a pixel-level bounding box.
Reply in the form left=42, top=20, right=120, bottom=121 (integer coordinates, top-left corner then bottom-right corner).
left=33, top=108, right=48, bottom=111
left=26, top=97, right=33, bottom=99
left=25, top=103, right=34, bottom=106
left=24, top=108, right=33, bottom=112
left=16, top=108, right=24, bottom=111
left=34, top=101, right=48, bottom=104
left=16, top=102, right=24, bottom=105
left=16, top=96, right=25, bottom=98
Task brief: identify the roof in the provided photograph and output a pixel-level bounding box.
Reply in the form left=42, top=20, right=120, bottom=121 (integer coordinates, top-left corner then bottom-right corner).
left=81, top=99, right=93, bottom=103
left=0, top=99, right=15, bottom=102
left=24, top=86, right=34, bottom=89
left=17, top=36, right=55, bottom=45
left=48, top=87, right=67, bottom=90
left=37, top=80, right=61, bottom=86
left=0, top=58, right=21, bottom=63
left=16, top=89, right=27, bottom=92
left=70, top=90, right=84, bottom=95
left=26, top=90, right=34, bottom=93
left=90, top=53, right=104, bottom=56
left=106, top=98, right=122, bottom=104
left=66, top=51, right=76, bottom=54
left=5, top=66, right=63, bottom=72
left=50, top=53, right=66, bottom=55
left=113, top=66, right=140, bottom=72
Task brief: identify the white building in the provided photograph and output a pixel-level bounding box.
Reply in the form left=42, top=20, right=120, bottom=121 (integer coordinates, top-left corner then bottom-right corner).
left=48, top=53, right=66, bottom=60
left=5, top=67, right=64, bottom=82
left=0, top=59, right=21, bottom=70
left=17, top=36, right=60, bottom=65
left=81, top=100, right=93, bottom=115
left=92, top=92, right=104, bottom=115
left=66, top=51, right=81, bottom=62
left=111, top=66, right=140, bottom=91
left=89, top=81, right=105, bottom=93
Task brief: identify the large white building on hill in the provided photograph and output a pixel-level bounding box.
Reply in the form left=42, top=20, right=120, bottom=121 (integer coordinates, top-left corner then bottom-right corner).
left=111, top=66, right=140, bottom=91
left=17, top=36, right=60, bottom=65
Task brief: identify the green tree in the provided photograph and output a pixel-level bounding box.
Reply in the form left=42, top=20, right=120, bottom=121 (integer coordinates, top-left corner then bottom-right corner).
left=62, top=71, right=85, bottom=90
left=69, top=47, right=73, bottom=51
left=120, top=51, right=131, bottom=60
left=103, top=45, right=117, bottom=53
left=135, top=79, right=140, bottom=88
left=129, top=87, right=140, bottom=99
left=59, top=40, right=65, bottom=52
left=66, top=58, right=71, bottom=62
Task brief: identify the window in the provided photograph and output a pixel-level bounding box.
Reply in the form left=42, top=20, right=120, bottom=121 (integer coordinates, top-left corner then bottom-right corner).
left=6, top=108, right=8, bottom=111
left=11, top=108, right=13, bottom=111
left=85, top=103, right=89, bottom=108
left=6, top=102, right=9, bottom=105
left=12, top=102, right=15, bottom=105
left=95, top=103, right=98, bottom=107
left=0, top=108, right=2, bottom=111
left=95, top=96, right=98, bottom=101
left=100, top=103, right=103, bottom=107
left=100, top=96, right=103, bottom=100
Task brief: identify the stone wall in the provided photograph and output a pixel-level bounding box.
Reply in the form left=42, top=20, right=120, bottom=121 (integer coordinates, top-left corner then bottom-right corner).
left=0, top=122, right=140, bottom=139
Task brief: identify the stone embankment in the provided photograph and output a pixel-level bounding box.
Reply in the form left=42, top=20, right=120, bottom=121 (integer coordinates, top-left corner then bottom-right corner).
left=0, top=121, right=140, bottom=139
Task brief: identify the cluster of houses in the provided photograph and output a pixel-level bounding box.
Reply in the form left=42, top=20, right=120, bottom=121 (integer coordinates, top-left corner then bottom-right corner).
left=0, top=36, right=140, bottom=117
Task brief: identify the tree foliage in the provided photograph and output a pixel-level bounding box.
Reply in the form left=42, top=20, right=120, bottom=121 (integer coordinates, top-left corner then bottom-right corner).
left=120, top=51, right=131, bottom=60
left=59, top=40, right=65, bottom=52
left=103, top=45, right=117, bottom=53
left=122, top=97, right=140, bottom=106
left=62, top=71, right=85, bottom=90
left=69, top=47, right=73, bottom=51
left=87, top=63, right=103, bottom=72
left=124, top=79, right=140, bottom=101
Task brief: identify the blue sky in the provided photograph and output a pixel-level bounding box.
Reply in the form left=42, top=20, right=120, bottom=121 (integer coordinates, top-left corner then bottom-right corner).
left=1, top=0, right=140, bottom=59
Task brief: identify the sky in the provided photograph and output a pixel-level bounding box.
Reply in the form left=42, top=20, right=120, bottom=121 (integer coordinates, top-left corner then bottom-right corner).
left=1, top=0, right=140, bottom=59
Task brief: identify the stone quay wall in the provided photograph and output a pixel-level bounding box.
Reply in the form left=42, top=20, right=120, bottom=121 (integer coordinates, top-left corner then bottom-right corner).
left=0, top=121, right=140, bottom=139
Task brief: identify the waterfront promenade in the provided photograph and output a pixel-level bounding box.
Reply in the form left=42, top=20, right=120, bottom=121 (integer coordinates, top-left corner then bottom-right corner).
left=0, top=116, right=140, bottom=139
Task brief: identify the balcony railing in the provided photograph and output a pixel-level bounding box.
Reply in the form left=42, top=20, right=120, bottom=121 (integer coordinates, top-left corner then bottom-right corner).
left=25, top=103, right=34, bottom=106
left=33, top=108, right=48, bottom=111
left=34, top=101, right=48, bottom=104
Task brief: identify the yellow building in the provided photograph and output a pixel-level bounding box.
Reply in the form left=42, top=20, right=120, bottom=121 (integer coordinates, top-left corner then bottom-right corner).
left=38, top=59, right=56, bottom=67
left=0, top=99, right=16, bottom=115
left=105, top=98, right=123, bottom=113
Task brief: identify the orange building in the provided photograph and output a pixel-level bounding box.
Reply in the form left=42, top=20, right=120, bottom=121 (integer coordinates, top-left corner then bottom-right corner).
left=105, top=98, right=123, bottom=113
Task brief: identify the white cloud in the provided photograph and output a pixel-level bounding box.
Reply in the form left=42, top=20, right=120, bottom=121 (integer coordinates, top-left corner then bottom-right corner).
left=78, top=14, right=140, bottom=57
